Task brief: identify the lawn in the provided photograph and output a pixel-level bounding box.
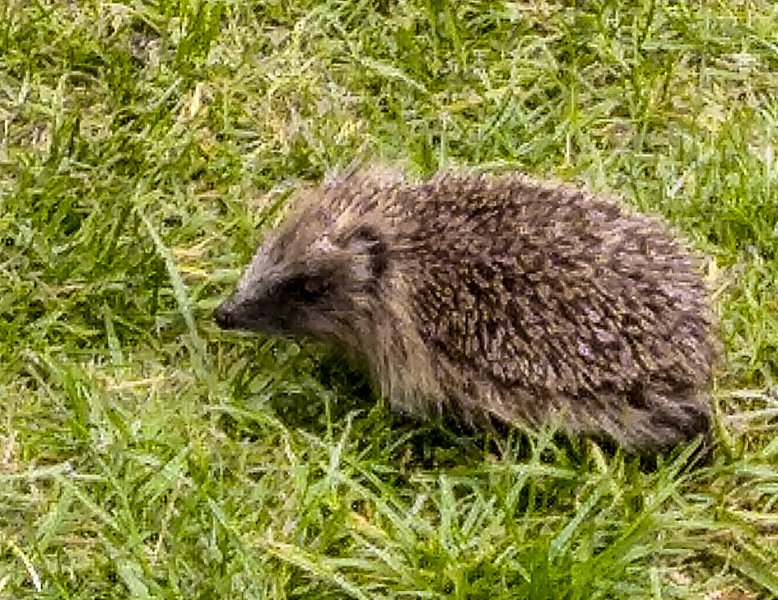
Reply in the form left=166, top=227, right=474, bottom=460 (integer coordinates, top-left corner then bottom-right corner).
left=1, top=0, right=777, bottom=598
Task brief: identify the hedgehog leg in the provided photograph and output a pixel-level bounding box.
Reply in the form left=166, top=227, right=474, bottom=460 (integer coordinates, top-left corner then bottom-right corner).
left=618, top=388, right=712, bottom=454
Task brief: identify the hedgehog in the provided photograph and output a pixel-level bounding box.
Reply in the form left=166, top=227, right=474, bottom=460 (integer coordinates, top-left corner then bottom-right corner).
left=214, top=165, right=718, bottom=453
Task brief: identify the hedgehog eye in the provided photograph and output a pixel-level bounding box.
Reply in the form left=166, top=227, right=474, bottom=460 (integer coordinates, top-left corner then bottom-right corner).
left=303, top=276, right=330, bottom=298
left=279, top=274, right=332, bottom=304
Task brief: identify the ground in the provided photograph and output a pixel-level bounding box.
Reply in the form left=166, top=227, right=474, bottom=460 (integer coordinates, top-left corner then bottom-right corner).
left=1, top=1, right=777, bottom=598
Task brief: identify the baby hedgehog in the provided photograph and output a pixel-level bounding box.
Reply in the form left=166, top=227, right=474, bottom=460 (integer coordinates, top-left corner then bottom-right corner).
left=215, top=165, right=717, bottom=452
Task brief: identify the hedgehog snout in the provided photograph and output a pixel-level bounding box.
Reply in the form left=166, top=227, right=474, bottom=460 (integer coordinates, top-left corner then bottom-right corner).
left=213, top=291, right=299, bottom=334
left=214, top=300, right=237, bottom=329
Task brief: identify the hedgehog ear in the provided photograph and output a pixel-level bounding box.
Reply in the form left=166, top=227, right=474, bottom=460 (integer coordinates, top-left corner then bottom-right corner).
left=347, top=225, right=389, bottom=279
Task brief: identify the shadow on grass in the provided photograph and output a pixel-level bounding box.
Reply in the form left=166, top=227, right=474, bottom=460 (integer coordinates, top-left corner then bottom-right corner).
left=215, top=339, right=712, bottom=479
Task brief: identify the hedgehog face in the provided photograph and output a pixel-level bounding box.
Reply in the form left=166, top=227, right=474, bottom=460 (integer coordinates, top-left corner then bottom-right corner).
left=214, top=216, right=388, bottom=342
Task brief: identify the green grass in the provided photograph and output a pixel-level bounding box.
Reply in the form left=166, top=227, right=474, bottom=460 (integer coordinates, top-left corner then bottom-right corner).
left=1, top=0, right=777, bottom=597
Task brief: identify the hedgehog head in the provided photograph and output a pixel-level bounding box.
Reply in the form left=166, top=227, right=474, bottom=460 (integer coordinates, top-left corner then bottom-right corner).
left=214, top=196, right=389, bottom=342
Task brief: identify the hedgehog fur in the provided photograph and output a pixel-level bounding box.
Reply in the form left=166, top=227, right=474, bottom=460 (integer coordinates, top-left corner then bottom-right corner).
left=215, top=165, right=718, bottom=452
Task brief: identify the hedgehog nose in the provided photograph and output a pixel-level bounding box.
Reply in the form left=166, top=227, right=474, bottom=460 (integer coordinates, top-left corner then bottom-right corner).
left=214, top=303, right=235, bottom=329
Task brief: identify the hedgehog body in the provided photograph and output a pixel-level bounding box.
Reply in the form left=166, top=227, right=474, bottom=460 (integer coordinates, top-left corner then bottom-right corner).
left=215, top=166, right=717, bottom=452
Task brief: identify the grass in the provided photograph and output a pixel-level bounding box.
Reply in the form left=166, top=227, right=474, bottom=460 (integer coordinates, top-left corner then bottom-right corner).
left=1, top=0, right=777, bottom=597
